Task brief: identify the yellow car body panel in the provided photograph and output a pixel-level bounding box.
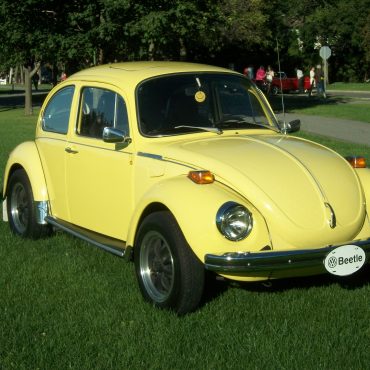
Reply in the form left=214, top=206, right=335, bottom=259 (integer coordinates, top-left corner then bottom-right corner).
left=134, top=133, right=366, bottom=250
left=3, top=141, right=48, bottom=201
left=125, top=174, right=271, bottom=261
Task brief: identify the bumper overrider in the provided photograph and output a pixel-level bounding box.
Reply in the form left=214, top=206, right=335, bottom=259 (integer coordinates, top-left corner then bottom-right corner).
left=205, top=238, right=370, bottom=277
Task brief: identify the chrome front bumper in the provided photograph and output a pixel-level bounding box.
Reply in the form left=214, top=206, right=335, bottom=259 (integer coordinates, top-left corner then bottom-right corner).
left=205, top=238, right=370, bottom=276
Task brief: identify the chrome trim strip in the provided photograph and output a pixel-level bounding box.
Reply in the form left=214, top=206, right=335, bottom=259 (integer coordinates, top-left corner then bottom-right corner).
left=45, top=216, right=128, bottom=258
left=205, top=238, right=370, bottom=275
left=137, top=152, right=198, bottom=170
left=325, top=202, right=337, bottom=229
left=137, top=152, right=163, bottom=160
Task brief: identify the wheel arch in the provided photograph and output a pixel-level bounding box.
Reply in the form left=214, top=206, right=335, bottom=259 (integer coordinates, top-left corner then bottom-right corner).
left=128, top=201, right=170, bottom=250
left=3, top=142, right=49, bottom=202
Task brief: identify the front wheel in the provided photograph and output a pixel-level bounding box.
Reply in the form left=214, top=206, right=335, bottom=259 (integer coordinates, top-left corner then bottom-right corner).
left=134, top=211, right=205, bottom=315
left=7, top=169, right=50, bottom=239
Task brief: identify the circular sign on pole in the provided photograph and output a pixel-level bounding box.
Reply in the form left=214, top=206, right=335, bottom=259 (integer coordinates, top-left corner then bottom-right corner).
left=320, top=46, right=331, bottom=60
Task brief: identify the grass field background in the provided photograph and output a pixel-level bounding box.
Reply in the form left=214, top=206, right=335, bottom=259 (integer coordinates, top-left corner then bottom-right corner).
left=327, top=82, right=370, bottom=91
left=286, top=82, right=370, bottom=124
left=291, top=103, right=370, bottom=124
left=0, top=108, right=369, bottom=369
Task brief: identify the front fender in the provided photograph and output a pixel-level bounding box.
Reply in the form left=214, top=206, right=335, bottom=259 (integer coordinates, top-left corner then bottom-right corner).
left=127, top=175, right=271, bottom=262
left=2, top=141, right=48, bottom=201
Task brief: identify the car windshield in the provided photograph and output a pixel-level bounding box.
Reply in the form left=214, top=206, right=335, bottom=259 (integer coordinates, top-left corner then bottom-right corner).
left=137, top=73, right=279, bottom=136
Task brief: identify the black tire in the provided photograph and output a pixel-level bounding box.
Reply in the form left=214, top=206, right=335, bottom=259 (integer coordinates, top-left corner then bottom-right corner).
left=134, top=211, right=205, bottom=315
left=7, top=169, right=50, bottom=239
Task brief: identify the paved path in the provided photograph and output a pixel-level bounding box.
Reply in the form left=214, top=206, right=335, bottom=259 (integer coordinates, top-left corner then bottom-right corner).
left=271, top=91, right=370, bottom=147
left=277, top=112, right=370, bottom=147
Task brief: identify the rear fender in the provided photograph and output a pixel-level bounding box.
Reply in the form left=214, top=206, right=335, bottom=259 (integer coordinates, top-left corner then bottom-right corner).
left=2, top=141, right=48, bottom=201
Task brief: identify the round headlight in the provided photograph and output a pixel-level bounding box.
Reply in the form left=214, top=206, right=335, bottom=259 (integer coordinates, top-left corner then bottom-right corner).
left=216, top=202, right=253, bottom=241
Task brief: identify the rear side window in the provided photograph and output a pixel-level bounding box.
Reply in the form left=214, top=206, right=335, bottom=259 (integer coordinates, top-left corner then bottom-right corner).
left=42, top=86, right=75, bottom=134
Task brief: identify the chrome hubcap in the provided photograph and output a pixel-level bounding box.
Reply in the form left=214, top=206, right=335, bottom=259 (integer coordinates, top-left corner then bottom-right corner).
left=140, top=230, right=174, bottom=303
left=10, top=182, right=29, bottom=233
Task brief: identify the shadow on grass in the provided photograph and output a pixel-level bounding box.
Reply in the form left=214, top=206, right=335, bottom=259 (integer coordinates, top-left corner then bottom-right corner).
left=0, top=92, right=48, bottom=111
left=268, top=93, right=353, bottom=114
left=200, top=264, right=370, bottom=306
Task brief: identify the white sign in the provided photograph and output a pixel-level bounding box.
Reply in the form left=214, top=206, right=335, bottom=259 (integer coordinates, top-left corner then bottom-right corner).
left=324, top=245, right=365, bottom=276
left=320, top=46, right=331, bottom=60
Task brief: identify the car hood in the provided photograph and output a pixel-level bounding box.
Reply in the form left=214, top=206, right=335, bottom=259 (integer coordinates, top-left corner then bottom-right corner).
left=157, top=133, right=366, bottom=248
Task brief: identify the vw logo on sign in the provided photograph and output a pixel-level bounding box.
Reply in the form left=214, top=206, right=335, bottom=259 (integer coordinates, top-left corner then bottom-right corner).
left=327, top=256, right=337, bottom=268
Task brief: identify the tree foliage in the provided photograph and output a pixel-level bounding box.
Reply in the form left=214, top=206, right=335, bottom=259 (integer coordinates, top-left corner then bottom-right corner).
left=0, top=0, right=369, bottom=112
left=280, top=0, right=370, bottom=81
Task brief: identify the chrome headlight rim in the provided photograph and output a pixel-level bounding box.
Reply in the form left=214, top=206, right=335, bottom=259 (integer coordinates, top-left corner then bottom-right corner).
left=216, top=201, right=253, bottom=241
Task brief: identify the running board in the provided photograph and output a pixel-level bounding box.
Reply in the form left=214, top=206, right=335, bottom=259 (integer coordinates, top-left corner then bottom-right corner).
left=45, top=216, right=130, bottom=259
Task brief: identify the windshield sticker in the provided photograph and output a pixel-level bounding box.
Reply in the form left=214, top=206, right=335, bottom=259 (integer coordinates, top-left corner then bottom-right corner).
left=195, top=91, right=206, bottom=103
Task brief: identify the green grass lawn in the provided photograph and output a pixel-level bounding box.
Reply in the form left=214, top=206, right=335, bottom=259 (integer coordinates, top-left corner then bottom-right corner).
left=0, top=109, right=369, bottom=369
left=328, top=82, right=370, bottom=91
left=290, top=103, right=370, bottom=124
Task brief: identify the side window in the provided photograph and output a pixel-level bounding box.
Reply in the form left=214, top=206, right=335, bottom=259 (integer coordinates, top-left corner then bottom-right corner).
left=247, top=92, right=269, bottom=125
left=218, top=85, right=269, bottom=125
left=78, top=87, right=129, bottom=139
left=42, top=86, right=75, bottom=134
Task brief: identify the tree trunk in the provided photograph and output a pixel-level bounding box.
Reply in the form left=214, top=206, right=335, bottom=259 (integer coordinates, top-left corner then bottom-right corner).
left=149, top=42, right=155, bottom=61
left=23, top=62, right=41, bottom=116
left=24, top=66, right=33, bottom=115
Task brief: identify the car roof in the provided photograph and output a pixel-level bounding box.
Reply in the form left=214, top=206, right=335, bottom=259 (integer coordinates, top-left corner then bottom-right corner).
left=67, top=61, right=238, bottom=87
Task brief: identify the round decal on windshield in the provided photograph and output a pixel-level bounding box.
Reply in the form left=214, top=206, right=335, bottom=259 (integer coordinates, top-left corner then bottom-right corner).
left=195, top=91, right=206, bottom=103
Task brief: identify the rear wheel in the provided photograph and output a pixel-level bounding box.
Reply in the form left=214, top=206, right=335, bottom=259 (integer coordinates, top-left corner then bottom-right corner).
left=7, top=169, right=50, bottom=238
left=134, top=211, right=205, bottom=315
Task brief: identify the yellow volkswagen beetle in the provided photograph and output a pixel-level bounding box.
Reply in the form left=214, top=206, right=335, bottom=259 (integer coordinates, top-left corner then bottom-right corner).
left=2, top=62, right=370, bottom=314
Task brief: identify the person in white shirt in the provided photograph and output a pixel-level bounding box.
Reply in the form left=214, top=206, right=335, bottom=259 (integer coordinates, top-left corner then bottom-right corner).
left=266, top=65, right=274, bottom=94
left=296, top=67, right=304, bottom=93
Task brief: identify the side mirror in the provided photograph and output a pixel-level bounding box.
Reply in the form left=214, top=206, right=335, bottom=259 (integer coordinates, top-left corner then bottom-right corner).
left=286, top=119, right=301, bottom=133
left=102, top=127, right=132, bottom=144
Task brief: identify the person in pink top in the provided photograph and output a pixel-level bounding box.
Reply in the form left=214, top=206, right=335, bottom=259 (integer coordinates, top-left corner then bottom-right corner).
left=60, top=71, right=67, bottom=81
left=255, top=65, right=266, bottom=89
left=256, top=66, right=266, bottom=81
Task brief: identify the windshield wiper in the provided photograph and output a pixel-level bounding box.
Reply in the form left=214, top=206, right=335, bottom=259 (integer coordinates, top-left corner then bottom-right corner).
left=217, top=118, right=279, bottom=132
left=173, top=125, right=223, bottom=135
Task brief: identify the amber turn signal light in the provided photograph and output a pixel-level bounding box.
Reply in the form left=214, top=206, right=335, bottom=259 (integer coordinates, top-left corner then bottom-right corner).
left=188, top=170, right=215, bottom=184
left=346, top=156, right=367, bottom=168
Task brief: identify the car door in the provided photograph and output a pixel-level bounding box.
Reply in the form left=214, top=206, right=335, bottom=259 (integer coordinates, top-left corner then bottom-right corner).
left=36, top=85, right=76, bottom=220
left=64, top=85, right=134, bottom=240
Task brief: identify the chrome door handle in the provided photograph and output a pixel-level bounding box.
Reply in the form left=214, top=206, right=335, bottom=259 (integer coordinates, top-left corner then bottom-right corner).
left=65, top=147, right=78, bottom=154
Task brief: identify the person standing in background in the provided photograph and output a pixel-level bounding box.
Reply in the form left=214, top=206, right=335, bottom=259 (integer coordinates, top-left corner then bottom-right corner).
left=308, top=66, right=315, bottom=97
left=255, top=65, right=266, bottom=90
left=315, top=65, right=326, bottom=98
left=266, top=65, right=274, bottom=94
left=296, top=67, right=304, bottom=93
